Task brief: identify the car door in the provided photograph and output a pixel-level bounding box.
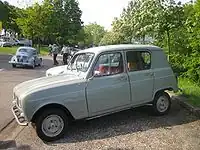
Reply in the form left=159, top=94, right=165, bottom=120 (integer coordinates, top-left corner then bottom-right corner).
left=86, top=51, right=131, bottom=116
left=126, top=50, right=154, bottom=105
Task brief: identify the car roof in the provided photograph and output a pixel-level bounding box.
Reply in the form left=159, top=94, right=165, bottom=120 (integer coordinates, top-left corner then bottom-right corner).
left=77, top=44, right=162, bottom=54
left=17, top=47, right=36, bottom=51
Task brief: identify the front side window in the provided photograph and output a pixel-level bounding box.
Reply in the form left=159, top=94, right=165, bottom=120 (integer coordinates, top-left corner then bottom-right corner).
left=69, top=52, right=94, bottom=72
left=126, top=51, right=151, bottom=72
left=93, top=52, right=123, bottom=76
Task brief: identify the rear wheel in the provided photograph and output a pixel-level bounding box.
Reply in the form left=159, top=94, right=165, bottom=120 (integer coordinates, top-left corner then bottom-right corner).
left=152, top=92, right=171, bottom=115
left=35, top=109, right=68, bottom=142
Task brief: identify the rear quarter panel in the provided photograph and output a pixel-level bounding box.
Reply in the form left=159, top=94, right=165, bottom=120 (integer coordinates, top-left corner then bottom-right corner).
left=152, top=50, right=178, bottom=97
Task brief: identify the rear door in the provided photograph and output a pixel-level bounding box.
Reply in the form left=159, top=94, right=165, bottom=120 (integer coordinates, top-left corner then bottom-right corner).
left=126, top=50, right=154, bottom=105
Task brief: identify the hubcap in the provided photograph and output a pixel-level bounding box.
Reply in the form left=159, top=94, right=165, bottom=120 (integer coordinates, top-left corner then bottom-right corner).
left=156, top=96, right=169, bottom=113
left=42, top=115, right=64, bottom=137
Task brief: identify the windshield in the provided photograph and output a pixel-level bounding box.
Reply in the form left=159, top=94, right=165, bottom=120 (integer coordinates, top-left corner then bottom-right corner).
left=18, top=48, right=32, bottom=53
left=69, top=52, right=94, bottom=72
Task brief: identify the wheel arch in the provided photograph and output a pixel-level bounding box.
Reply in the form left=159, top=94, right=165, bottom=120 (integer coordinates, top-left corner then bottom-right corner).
left=31, top=103, right=75, bottom=123
left=153, top=87, right=173, bottom=100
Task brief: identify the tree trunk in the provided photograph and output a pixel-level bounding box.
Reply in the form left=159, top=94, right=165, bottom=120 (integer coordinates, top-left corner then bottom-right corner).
left=166, top=29, right=170, bottom=61
left=37, top=37, right=40, bottom=54
left=142, top=35, right=145, bottom=44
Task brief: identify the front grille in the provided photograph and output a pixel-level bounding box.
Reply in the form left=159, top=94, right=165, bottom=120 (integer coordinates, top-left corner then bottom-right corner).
left=22, top=56, right=28, bottom=60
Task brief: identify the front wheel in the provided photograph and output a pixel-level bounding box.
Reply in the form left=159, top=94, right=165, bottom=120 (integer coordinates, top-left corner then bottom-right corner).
left=31, top=61, right=35, bottom=69
left=12, top=64, right=16, bottom=68
left=35, top=109, right=68, bottom=142
left=152, top=92, right=171, bottom=116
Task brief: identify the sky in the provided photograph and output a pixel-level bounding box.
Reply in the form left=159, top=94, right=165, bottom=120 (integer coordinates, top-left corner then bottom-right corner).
left=5, top=0, right=191, bottom=30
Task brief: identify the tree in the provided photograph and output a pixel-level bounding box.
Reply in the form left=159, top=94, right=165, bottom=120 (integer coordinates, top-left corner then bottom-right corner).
left=0, top=1, right=22, bottom=35
left=99, top=31, right=124, bottom=46
left=83, top=22, right=106, bottom=46
left=16, top=0, right=83, bottom=46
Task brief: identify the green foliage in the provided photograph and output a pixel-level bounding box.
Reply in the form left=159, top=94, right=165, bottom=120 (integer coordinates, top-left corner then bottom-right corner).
left=83, top=22, right=106, bottom=46
left=106, top=0, right=200, bottom=86
left=0, top=1, right=21, bottom=33
left=9, top=0, right=83, bottom=45
left=178, top=77, right=200, bottom=107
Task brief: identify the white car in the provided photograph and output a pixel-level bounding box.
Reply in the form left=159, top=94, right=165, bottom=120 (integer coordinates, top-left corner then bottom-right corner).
left=9, top=47, right=42, bottom=68
left=46, top=61, right=90, bottom=77
left=46, top=65, right=68, bottom=76
left=0, top=38, right=12, bottom=47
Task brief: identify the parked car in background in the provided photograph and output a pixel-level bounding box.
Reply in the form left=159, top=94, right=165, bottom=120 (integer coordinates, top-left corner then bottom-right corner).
left=9, top=47, right=42, bottom=68
left=0, top=38, right=13, bottom=47
left=11, top=44, right=178, bottom=142
left=18, top=38, right=32, bottom=46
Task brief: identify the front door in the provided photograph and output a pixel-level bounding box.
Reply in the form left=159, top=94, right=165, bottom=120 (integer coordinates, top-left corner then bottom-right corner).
left=86, top=51, right=131, bottom=116
left=126, top=50, right=154, bottom=104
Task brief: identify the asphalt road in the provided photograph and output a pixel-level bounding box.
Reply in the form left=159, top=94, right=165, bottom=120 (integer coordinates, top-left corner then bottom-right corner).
left=0, top=54, right=62, bottom=131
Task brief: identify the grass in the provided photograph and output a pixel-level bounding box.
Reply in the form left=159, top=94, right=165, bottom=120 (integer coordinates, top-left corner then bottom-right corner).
left=0, top=46, right=49, bottom=56
left=178, top=77, right=200, bottom=107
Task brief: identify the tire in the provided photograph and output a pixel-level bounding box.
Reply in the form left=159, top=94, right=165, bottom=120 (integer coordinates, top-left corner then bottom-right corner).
left=152, top=92, right=171, bottom=116
left=35, top=109, right=68, bottom=142
left=12, top=64, right=16, bottom=68
left=38, top=58, right=42, bottom=66
left=31, top=61, right=35, bottom=69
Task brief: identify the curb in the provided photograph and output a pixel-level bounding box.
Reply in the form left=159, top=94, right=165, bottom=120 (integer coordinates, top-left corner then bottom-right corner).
left=171, top=94, right=200, bottom=118
left=0, top=118, right=15, bottom=133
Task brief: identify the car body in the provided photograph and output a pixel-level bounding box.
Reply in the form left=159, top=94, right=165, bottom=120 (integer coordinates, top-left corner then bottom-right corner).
left=0, top=38, right=13, bottom=47
left=9, top=47, right=42, bottom=68
left=18, top=38, right=32, bottom=46
left=45, top=48, right=86, bottom=76
left=11, top=44, right=178, bottom=141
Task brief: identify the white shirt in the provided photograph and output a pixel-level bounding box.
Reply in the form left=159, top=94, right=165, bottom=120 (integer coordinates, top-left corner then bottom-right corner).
left=61, top=46, right=70, bottom=54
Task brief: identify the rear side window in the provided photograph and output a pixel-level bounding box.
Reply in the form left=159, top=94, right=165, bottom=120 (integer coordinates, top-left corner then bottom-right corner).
left=126, top=51, right=151, bottom=72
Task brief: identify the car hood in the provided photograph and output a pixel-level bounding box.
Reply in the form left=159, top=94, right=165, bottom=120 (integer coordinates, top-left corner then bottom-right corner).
left=46, top=65, right=71, bottom=76
left=15, top=52, right=30, bottom=57
left=14, top=73, right=81, bottom=97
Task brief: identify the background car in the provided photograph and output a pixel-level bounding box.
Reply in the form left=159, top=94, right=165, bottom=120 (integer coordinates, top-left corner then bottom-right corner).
left=0, top=38, right=13, bottom=47
left=18, top=38, right=32, bottom=46
left=9, top=47, right=42, bottom=68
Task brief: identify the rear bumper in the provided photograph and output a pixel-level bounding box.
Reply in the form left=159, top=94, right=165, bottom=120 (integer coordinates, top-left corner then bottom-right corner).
left=11, top=103, right=28, bottom=126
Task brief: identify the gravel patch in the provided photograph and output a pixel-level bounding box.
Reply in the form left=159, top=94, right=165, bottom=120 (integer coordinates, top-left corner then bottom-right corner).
left=2, top=100, right=200, bottom=150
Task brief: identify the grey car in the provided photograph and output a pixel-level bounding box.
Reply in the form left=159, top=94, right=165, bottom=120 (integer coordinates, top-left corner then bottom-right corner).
left=11, top=44, right=178, bottom=142
left=9, top=47, right=42, bottom=68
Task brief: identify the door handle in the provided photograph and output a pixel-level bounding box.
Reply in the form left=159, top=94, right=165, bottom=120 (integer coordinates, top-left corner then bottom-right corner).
left=119, top=76, right=127, bottom=81
left=144, top=72, right=154, bottom=76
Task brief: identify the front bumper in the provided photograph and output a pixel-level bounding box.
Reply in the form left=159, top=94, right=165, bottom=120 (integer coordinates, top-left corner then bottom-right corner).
left=9, top=61, right=32, bottom=66
left=11, top=102, right=28, bottom=126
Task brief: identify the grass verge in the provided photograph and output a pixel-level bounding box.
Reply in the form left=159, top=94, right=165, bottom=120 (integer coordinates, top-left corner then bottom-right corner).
left=178, top=77, right=200, bottom=107
left=0, top=46, right=49, bottom=56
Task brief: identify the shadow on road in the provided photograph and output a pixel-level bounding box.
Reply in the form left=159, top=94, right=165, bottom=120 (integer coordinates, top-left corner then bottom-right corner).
left=49, top=100, right=199, bottom=145
left=0, top=140, right=31, bottom=150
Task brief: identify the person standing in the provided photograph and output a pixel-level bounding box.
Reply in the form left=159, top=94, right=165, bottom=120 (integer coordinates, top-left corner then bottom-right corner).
left=48, top=44, right=53, bottom=56
left=52, top=44, right=59, bottom=65
left=61, top=45, right=72, bottom=65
